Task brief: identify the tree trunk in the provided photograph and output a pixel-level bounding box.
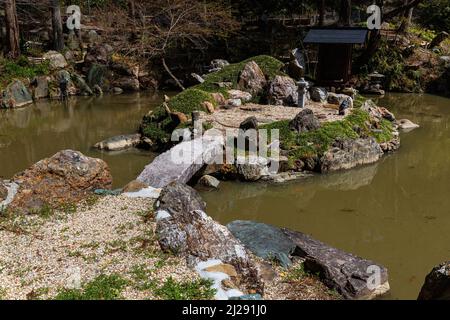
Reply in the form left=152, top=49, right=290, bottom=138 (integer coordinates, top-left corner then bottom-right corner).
left=51, top=0, right=64, bottom=52
left=4, top=0, right=20, bottom=58
left=162, top=58, right=185, bottom=91
left=338, top=0, right=352, bottom=26
left=319, top=0, right=325, bottom=26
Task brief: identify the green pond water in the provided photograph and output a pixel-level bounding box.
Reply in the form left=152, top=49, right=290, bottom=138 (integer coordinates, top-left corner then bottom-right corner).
left=200, top=93, right=450, bottom=300
left=0, top=92, right=449, bottom=299
left=0, top=92, right=166, bottom=188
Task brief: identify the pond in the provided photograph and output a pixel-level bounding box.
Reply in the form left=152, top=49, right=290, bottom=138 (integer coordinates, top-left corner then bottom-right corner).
left=1, top=92, right=449, bottom=299
left=0, top=92, right=167, bottom=188
left=201, top=93, right=450, bottom=300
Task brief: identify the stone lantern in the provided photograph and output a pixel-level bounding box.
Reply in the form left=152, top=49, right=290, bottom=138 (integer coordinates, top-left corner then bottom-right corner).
left=297, top=78, right=309, bottom=108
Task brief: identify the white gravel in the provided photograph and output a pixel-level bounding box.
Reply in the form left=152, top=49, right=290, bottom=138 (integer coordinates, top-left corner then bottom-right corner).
left=0, top=195, right=199, bottom=300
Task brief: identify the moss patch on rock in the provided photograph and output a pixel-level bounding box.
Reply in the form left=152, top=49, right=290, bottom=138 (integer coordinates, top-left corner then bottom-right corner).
left=140, top=55, right=285, bottom=145
left=261, top=108, right=394, bottom=166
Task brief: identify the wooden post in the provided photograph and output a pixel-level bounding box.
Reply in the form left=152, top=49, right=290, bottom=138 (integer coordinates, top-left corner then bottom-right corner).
left=4, top=0, right=20, bottom=58
left=51, top=0, right=64, bottom=52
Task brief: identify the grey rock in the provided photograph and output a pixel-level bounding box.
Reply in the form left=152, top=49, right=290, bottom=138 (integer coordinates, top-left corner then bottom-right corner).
left=310, top=87, right=327, bottom=103
left=43, top=50, right=68, bottom=70
left=94, top=134, right=142, bottom=151
left=0, top=181, right=7, bottom=202
left=72, top=73, right=93, bottom=96
left=191, top=73, right=205, bottom=84
left=32, top=76, right=49, bottom=100
left=155, top=183, right=253, bottom=272
left=328, top=93, right=353, bottom=108
left=239, top=116, right=258, bottom=131
left=283, top=228, right=390, bottom=300
left=137, top=135, right=224, bottom=188
left=289, top=109, right=321, bottom=133
left=225, top=98, right=242, bottom=108
left=113, top=87, right=124, bottom=94
left=320, top=138, right=384, bottom=173
left=398, top=119, right=419, bottom=131
left=236, top=156, right=269, bottom=181
left=198, top=175, right=220, bottom=189
left=268, top=75, right=299, bottom=106
left=287, top=48, right=305, bottom=80
left=209, top=59, right=230, bottom=71
left=238, top=61, right=267, bottom=96
left=114, top=77, right=140, bottom=91
left=418, top=261, right=450, bottom=300
left=227, top=90, right=252, bottom=103
left=0, top=80, right=33, bottom=109
left=227, top=220, right=296, bottom=268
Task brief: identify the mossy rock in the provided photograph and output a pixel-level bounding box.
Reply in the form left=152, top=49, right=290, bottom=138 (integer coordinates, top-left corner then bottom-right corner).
left=261, top=107, right=394, bottom=167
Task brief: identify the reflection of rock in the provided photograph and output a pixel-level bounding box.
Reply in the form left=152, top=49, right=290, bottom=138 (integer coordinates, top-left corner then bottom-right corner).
left=10, top=150, right=112, bottom=213
left=418, top=261, right=450, bottom=300
left=320, top=163, right=379, bottom=191
left=320, top=138, right=383, bottom=173
left=398, top=119, right=420, bottom=131
left=94, top=134, right=142, bottom=151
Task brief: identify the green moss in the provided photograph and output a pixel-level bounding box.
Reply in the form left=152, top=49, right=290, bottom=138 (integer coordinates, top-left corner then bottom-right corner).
left=55, top=274, right=128, bottom=300
left=153, top=277, right=216, bottom=300
left=195, top=55, right=285, bottom=96
left=261, top=108, right=394, bottom=164
left=0, top=56, right=50, bottom=90
left=167, top=88, right=216, bottom=114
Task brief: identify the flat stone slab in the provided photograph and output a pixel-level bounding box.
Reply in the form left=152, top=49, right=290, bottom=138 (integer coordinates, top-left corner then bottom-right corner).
left=137, top=135, right=224, bottom=188
left=227, top=220, right=390, bottom=300
left=282, top=228, right=390, bottom=300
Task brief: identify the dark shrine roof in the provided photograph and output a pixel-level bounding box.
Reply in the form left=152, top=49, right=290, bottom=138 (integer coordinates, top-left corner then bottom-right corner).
left=303, top=28, right=368, bottom=44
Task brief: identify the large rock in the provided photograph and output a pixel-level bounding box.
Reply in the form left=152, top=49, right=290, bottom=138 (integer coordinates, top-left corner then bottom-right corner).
left=320, top=138, right=383, bottom=173
left=10, top=150, right=112, bottom=213
left=0, top=80, right=33, bottom=108
left=228, top=90, right=252, bottom=103
left=43, top=50, right=68, bottom=70
left=113, top=77, right=140, bottom=91
left=418, top=261, right=450, bottom=300
left=155, top=183, right=253, bottom=272
left=238, top=61, right=267, bottom=96
left=227, top=221, right=295, bottom=268
left=283, top=228, right=390, bottom=300
left=268, top=75, right=298, bottom=106
left=287, top=48, right=305, bottom=80
left=236, top=156, right=269, bottom=181
left=310, top=87, right=327, bottom=103
left=328, top=93, right=353, bottom=108
left=137, top=135, right=224, bottom=188
left=94, top=134, right=142, bottom=151
left=289, top=108, right=321, bottom=133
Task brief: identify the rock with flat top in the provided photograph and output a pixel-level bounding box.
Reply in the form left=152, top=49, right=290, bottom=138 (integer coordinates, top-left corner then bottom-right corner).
left=320, top=138, right=384, bottom=173
left=238, top=61, right=267, bottom=96
left=137, top=135, right=224, bottom=188
left=10, top=150, right=112, bottom=213
left=94, top=134, right=142, bottom=151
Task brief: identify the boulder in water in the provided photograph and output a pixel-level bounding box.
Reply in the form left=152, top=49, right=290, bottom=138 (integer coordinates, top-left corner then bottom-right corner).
left=418, top=261, right=450, bottom=300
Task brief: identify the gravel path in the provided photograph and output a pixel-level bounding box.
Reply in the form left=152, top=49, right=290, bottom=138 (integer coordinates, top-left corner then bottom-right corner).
left=0, top=195, right=199, bottom=300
